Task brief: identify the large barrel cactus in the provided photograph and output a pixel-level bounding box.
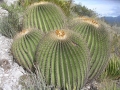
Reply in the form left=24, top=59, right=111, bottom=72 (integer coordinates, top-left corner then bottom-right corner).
left=69, top=17, right=110, bottom=82
left=23, top=1, right=66, bottom=33
left=35, top=29, right=90, bottom=89
left=11, top=28, right=43, bottom=71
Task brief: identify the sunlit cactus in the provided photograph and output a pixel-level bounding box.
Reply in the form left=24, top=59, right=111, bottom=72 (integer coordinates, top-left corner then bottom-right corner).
left=69, top=16, right=110, bottom=82
left=11, top=28, right=43, bottom=71
left=23, top=1, right=66, bottom=33
left=35, top=29, right=90, bottom=89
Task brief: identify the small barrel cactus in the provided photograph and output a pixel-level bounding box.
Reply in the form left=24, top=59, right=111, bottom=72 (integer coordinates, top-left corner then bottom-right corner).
left=105, top=54, right=120, bottom=79
left=98, top=79, right=118, bottom=90
left=23, top=1, right=66, bottom=33
left=69, top=16, right=110, bottom=82
left=11, top=28, right=43, bottom=71
left=35, top=29, right=90, bottom=89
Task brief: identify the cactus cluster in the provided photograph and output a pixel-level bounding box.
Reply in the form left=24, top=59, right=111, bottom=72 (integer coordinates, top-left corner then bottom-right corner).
left=23, top=1, right=66, bottom=33
left=10, top=1, right=111, bottom=90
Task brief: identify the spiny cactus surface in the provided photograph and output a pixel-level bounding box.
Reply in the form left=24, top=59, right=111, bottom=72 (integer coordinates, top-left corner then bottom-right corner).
left=23, top=1, right=66, bottom=33
left=12, top=28, right=43, bottom=71
left=105, top=54, right=120, bottom=79
left=35, top=29, right=90, bottom=90
left=69, top=17, right=110, bottom=82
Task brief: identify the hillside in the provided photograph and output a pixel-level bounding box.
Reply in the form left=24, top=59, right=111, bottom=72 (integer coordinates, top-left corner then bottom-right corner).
left=102, top=15, right=120, bottom=26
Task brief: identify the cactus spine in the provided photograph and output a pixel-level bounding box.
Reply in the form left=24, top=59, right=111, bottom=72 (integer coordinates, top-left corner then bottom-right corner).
left=69, top=17, right=110, bottom=82
left=12, top=28, right=43, bottom=71
left=35, top=29, right=90, bottom=89
left=23, top=2, right=66, bottom=33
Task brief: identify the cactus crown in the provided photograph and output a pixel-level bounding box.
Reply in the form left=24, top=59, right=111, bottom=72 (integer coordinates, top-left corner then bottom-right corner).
left=27, top=1, right=65, bottom=15
left=30, top=1, right=49, bottom=7
left=76, top=17, right=99, bottom=28
left=55, top=30, right=66, bottom=40
left=20, top=29, right=29, bottom=35
left=15, top=29, right=31, bottom=39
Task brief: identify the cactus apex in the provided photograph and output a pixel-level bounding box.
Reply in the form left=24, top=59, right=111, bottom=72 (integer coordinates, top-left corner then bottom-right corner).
left=75, top=16, right=99, bottom=28
left=15, top=29, right=32, bottom=39
left=55, top=30, right=66, bottom=40
left=29, top=1, right=49, bottom=8
left=20, top=29, right=29, bottom=35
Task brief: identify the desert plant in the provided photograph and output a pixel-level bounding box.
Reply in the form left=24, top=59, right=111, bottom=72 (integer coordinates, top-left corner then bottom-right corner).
left=111, top=33, right=120, bottom=56
left=0, top=16, right=18, bottom=38
left=0, top=2, right=24, bottom=38
left=18, top=0, right=72, bottom=16
left=23, top=1, right=67, bottom=33
left=19, top=71, right=51, bottom=90
left=11, top=28, right=43, bottom=71
left=97, top=79, right=119, bottom=90
left=105, top=54, right=120, bottom=79
left=71, top=4, right=98, bottom=17
left=69, top=16, right=110, bottom=82
left=35, top=29, right=90, bottom=90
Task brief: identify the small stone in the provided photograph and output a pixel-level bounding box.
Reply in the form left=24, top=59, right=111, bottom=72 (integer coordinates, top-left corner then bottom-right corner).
left=0, top=59, right=11, bottom=71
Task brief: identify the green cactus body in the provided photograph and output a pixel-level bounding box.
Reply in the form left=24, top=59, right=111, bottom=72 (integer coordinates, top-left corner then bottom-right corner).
left=12, top=28, right=43, bottom=71
left=35, top=29, right=90, bottom=89
left=69, top=17, right=110, bottom=82
left=105, top=54, right=120, bottom=79
left=23, top=2, right=66, bottom=33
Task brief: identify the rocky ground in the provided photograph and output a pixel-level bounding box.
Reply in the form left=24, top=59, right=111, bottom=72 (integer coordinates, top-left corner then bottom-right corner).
left=0, top=34, right=26, bottom=90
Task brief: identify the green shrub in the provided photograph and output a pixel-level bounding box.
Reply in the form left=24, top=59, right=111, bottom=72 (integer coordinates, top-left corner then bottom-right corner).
left=0, top=2, right=24, bottom=38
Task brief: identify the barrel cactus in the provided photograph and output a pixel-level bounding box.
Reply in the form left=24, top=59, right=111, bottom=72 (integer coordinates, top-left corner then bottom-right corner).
left=69, top=17, right=110, bottom=82
left=105, top=54, right=120, bottom=79
left=11, top=28, right=43, bottom=71
left=35, top=29, right=90, bottom=89
left=23, top=1, right=66, bottom=33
